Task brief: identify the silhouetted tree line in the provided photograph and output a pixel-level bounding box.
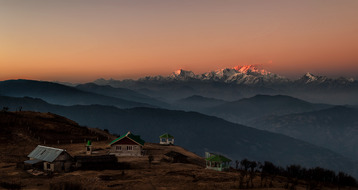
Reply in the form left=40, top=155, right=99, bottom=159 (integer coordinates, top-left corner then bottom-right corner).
left=235, top=158, right=357, bottom=189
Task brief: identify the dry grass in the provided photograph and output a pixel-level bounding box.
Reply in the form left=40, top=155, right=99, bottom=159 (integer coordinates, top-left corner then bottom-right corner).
left=0, top=111, right=356, bottom=190
left=1, top=143, right=353, bottom=190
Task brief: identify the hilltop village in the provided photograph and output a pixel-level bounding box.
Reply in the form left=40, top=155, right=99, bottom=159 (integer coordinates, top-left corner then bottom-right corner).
left=23, top=131, right=230, bottom=174
left=0, top=111, right=357, bottom=190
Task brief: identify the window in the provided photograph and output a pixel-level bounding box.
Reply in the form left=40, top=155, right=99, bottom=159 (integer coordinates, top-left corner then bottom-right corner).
left=45, top=162, right=51, bottom=170
left=127, top=146, right=133, bottom=151
left=116, top=146, right=121, bottom=151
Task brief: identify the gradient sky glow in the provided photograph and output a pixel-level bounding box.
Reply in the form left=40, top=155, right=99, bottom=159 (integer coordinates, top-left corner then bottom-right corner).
left=1, top=0, right=358, bottom=82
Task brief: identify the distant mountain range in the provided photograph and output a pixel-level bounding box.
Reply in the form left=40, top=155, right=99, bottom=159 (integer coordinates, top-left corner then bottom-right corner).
left=92, top=65, right=358, bottom=104
left=201, top=94, right=331, bottom=124
left=177, top=94, right=358, bottom=161
left=75, top=83, right=170, bottom=108
left=2, top=78, right=358, bottom=162
left=249, top=105, right=358, bottom=161
left=173, top=95, right=227, bottom=111
left=0, top=95, right=357, bottom=177
left=0, top=79, right=155, bottom=108
left=137, top=65, right=289, bottom=85
left=1, top=75, right=358, bottom=177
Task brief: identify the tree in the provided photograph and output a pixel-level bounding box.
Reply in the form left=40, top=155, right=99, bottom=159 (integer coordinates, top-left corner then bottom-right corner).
left=2, top=107, right=9, bottom=112
left=249, top=161, right=258, bottom=187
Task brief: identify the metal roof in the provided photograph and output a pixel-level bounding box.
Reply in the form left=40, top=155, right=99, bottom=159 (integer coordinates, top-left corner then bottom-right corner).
left=24, top=159, right=43, bottom=165
left=205, top=154, right=232, bottom=162
left=109, top=131, right=145, bottom=146
left=159, top=133, right=174, bottom=139
left=27, top=145, right=65, bottom=162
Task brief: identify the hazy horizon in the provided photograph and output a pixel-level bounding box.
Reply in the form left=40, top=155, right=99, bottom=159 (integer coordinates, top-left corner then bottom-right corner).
left=1, top=0, right=358, bottom=82
left=1, top=64, right=357, bottom=84
left=1, top=63, right=358, bottom=84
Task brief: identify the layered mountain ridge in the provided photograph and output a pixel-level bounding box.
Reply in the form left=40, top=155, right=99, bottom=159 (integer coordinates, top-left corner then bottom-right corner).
left=93, top=65, right=358, bottom=104
left=137, top=65, right=290, bottom=85
left=99, top=65, right=355, bottom=85
left=1, top=95, right=357, bottom=177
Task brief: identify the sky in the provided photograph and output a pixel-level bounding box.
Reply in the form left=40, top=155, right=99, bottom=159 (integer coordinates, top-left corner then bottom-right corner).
left=1, top=0, right=358, bottom=82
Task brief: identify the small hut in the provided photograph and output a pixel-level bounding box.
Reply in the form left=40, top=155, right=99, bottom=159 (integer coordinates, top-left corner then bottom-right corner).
left=205, top=152, right=231, bottom=171
left=25, top=145, right=72, bottom=172
left=109, top=131, right=145, bottom=157
left=159, top=133, right=174, bottom=145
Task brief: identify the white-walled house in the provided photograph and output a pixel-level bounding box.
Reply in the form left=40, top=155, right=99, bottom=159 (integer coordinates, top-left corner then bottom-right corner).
left=159, top=133, right=174, bottom=145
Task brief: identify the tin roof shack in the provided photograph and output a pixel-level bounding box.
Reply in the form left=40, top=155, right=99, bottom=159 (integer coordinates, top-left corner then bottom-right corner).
left=109, top=132, right=145, bottom=157
left=26, top=145, right=73, bottom=172
left=159, top=133, right=174, bottom=145
left=205, top=152, right=231, bottom=172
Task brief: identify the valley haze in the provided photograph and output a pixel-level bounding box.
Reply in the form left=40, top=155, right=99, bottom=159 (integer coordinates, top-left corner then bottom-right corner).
left=1, top=64, right=358, bottom=179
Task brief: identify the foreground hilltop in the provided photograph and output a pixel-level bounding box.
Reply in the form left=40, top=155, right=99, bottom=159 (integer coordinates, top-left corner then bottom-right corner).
left=0, top=111, right=111, bottom=162
left=0, top=111, right=238, bottom=189
left=1, top=97, right=357, bottom=178
left=0, top=111, right=356, bottom=189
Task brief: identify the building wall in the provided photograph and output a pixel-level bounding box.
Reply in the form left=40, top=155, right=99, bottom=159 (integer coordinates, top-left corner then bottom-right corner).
left=109, top=144, right=143, bottom=156
left=205, top=161, right=230, bottom=172
left=160, top=138, right=174, bottom=145
left=44, top=162, right=55, bottom=171
left=56, top=152, right=72, bottom=161
left=109, top=137, right=143, bottom=157
left=43, top=152, right=72, bottom=172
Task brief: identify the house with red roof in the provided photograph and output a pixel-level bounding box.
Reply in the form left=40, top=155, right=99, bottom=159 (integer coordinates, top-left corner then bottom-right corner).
left=109, top=131, right=145, bottom=157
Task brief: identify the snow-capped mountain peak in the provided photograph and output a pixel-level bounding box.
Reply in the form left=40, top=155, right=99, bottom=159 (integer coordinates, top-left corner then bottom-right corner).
left=298, top=72, right=331, bottom=84
left=195, top=65, right=288, bottom=84
left=233, top=65, right=270, bottom=75
left=137, top=65, right=288, bottom=84
left=348, top=78, right=355, bottom=82
left=169, top=69, right=196, bottom=80
left=304, top=72, right=317, bottom=81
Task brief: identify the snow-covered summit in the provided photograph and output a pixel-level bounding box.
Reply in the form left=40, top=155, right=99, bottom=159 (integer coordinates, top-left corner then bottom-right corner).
left=298, top=72, right=330, bottom=84
left=298, top=72, right=355, bottom=85
left=170, top=69, right=196, bottom=80
left=302, top=72, right=320, bottom=83
left=164, top=65, right=288, bottom=84
left=233, top=65, right=270, bottom=75
left=136, top=64, right=289, bottom=85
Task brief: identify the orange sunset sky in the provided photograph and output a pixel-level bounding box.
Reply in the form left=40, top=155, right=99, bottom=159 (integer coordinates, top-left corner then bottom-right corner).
left=1, top=0, right=358, bottom=82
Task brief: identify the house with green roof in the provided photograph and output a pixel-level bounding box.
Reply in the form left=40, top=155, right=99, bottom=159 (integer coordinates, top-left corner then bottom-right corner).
left=205, top=152, right=231, bottom=171
left=159, top=133, right=174, bottom=145
left=109, top=131, right=145, bottom=157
